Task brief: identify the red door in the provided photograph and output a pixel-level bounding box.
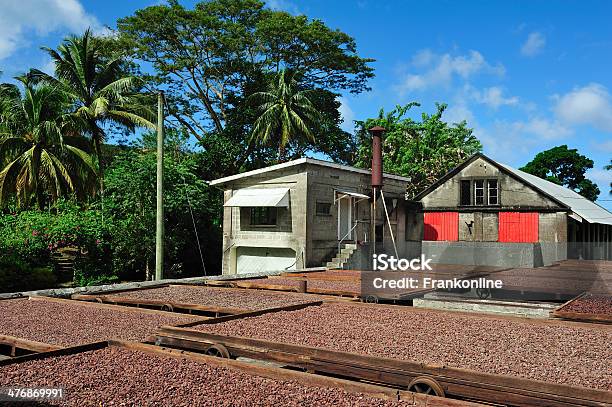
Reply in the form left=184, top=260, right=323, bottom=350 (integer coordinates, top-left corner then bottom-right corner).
left=498, top=212, right=538, bottom=242
left=423, top=212, right=459, bottom=241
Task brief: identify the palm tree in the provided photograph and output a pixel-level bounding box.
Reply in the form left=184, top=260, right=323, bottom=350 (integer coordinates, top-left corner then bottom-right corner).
left=30, top=29, right=155, bottom=184
left=250, top=70, right=321, bottom=161
left=0, top=76, right=97, bottom=209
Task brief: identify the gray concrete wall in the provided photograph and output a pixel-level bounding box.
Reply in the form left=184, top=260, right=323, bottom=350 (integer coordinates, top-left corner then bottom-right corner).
left=421, top=157, right=562, bottom=210
left=538, top=212, right=568, bottom=263
left=305, top=163, right=408, bottom=268
left=221, top=167, right=308, bottom=275
left=421, top=241, right=546, bottom=267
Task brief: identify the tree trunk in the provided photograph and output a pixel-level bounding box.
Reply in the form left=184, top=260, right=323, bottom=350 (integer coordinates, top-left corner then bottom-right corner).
left=93, top=134, right=104, bottom=191
left=278, top=144, right=286, bottom=162
left=31, top=146, right=44, bottom=210
left=145, top=257, right=151, bottom=281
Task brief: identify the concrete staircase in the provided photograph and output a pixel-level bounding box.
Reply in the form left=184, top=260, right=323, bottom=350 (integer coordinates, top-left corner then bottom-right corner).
left=326, top=243, right=358, bottom=269
left=52, top=246, right=78, bottom=280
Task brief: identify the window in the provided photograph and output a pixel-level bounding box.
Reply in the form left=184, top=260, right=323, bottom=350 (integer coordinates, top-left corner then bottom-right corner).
left=487, top=179, right=498, bottom=205
left=474, top=180, right=485, bottom=205
left=459, top=178, right=500, bottom=206
left=316, top=202, right=332, bottom=216
left=460, top=180, right=471, bottom=205
left=249, top=207, right=277, bottom=226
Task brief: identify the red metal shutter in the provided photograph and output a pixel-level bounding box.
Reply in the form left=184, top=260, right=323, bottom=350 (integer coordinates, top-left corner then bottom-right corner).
left=423, top=212, right=459, bottom=241
left=498, top=212, right=538, bottom=242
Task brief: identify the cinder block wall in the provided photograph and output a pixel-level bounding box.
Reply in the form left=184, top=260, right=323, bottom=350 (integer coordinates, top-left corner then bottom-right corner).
left=221, top=168, right=308, bottom=275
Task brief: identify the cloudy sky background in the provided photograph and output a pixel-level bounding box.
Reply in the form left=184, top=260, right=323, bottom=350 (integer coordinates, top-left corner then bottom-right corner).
left=0, top=0, right=610, bottom=208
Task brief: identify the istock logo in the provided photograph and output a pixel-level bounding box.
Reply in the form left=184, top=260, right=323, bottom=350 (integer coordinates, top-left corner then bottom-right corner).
left=372, top=254, right=433, bottom=271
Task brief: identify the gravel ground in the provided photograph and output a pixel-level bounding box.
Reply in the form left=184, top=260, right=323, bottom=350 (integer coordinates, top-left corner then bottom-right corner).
left=195, top=302, right=612, bottom=390
left=562, top=294, right=612, bottom=315
left=244, top=278, right=360, bottom=293
left=0, top=347, right=410, bottom=407
left=0, top=298, right=199, bottom=346
left=105, top=286, right=325, bottom=310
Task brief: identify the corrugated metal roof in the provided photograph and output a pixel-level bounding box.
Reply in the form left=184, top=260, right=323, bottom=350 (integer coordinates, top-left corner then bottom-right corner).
left=498, top=163, right=612, bottom=226
left=210, top=157, right=411, bottom=186
left=224, top=188, right=290, bottom=207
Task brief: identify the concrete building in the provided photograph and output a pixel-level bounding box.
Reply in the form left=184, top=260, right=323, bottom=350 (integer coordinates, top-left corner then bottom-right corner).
left=411, top=153, right=612, bottom=267
left=211, top=154, right=612, bottom=274
left=210, top=158, right=410, bottom=275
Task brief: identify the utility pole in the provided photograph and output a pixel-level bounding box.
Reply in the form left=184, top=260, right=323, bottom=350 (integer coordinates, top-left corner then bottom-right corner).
left=155, top=91, right=164, bottom=281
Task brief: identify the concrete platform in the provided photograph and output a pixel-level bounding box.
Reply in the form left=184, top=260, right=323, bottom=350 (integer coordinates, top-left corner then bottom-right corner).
left=414, top=293, right=558, bottom=318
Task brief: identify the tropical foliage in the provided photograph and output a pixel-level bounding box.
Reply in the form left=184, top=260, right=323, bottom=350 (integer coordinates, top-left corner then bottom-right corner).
left=103, top=133, right=222, bottom=281
left=30, top=29, right=155, bottom=181
left=520, top=145, right=600, bottom=201
left=250, top=70, right=320, bottom=160
left=0, top=76, right=97, bottom=209
left=116, top=0, right=371, bottom=173
left=353, top=103, right=482, bottom=198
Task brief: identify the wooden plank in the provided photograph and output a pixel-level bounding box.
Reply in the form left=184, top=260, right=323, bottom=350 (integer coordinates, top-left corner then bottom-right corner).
left=72, top=293, right=249, bottom=316
left=551, top=292, right=612, bottom=324
left=0, top=341, right=108, bottom=367
left=27, top=296, right=206, bottom=320
left=155, top=328, right=612, bottom=407
left=233, top=281, right=298, bottom=292
left=551, top=310, right=612, bottom=324
left=0, top=335, right=62, bottom=355
left=174, top=300, right=324, bottom=328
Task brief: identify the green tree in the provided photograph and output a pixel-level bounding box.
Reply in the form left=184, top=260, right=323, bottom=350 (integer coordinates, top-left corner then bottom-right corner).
left=354, top=103, right=482, bottom=198
left=0, top=77, right=97, bottom=209
left=250, top=70, right=320, bottom=161
left=116, top=0, right=373, bottom=172
left=103, top=135, right=221, bottom=280
left=520, top=145, right=600, bottom=201
left=31, top=29, right=155, bottom=183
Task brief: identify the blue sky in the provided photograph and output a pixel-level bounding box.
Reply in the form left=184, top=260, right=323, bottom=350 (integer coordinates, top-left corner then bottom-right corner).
left=0, top=0, right=611, bottom=208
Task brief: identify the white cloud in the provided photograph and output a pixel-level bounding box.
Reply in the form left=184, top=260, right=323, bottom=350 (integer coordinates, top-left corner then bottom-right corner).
left=337, top=96, right=355, bottom=132
left=266, top=0, right=300, bottom=14
left=395, top=49, right=505, bottom=95
left=476, top=118, right=571, bottom=163
left=520, top=117, right=573, bottom=139
left=470, top=86, right=519, bottom=109
left=521, top=32, right=546, bottom=57
left=553, top=83, right=612, bottom=132
left=0, top=0, right=102, bottom=60
left=443, top=102, right=475, bottom=124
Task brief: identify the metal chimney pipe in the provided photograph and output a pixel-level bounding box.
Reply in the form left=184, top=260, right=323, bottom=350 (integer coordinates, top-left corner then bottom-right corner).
left=368, top=126, right=385, bottom=262
left=369, top=126, right=385, bottom=188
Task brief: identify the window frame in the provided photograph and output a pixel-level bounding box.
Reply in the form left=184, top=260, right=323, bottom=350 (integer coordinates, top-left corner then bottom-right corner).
left=487, top=179, right=499, bottom=206
left=249, top=207, right=278, bottom=226
left=460, top=180, right=472, bottom=206
left=474, top=179, right=485, bottom=206
left=315, top=201, right=332, bottom=216
left=458, top=177, right=500, bottom=207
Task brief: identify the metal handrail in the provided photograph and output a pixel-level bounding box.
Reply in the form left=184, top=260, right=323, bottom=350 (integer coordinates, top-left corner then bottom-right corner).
left=337, top=221, right=366, bottom=255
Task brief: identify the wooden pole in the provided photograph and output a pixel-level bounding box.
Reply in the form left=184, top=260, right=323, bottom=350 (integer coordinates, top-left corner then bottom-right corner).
left=155, top=91, right=165, bottom=281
